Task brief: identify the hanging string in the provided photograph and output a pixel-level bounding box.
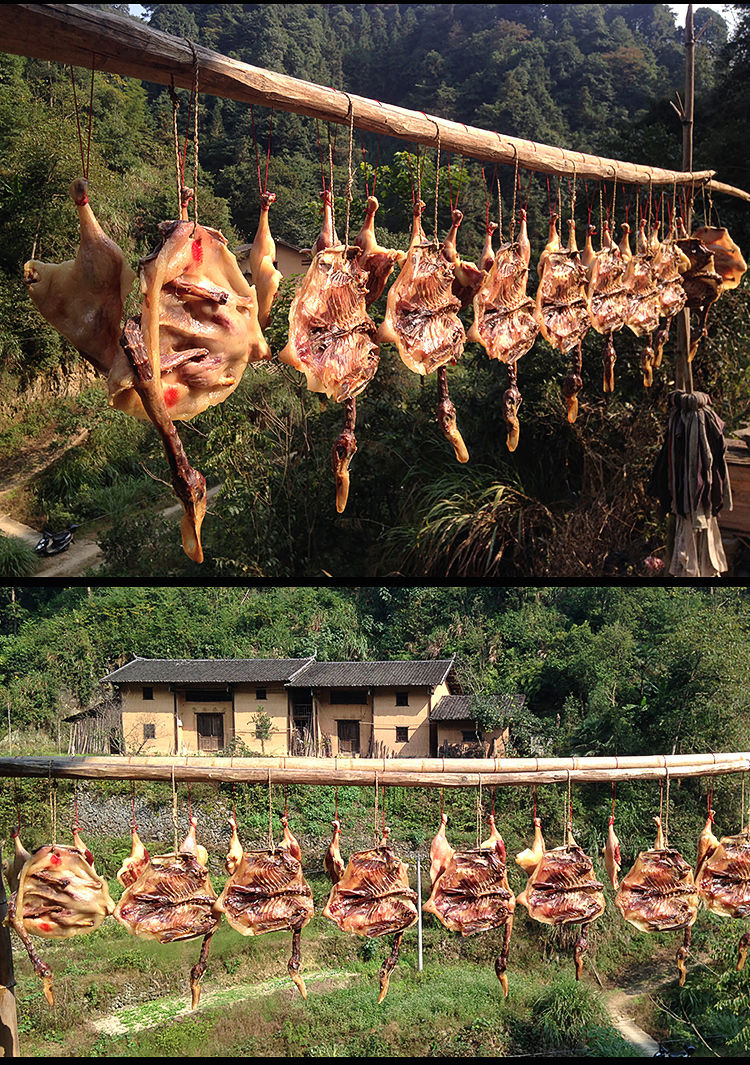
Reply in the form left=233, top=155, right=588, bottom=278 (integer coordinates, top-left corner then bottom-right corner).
left=611, top=780, right=616, bottom=819
left=447, top=152, right=465, bottom=211
left=510, top=148, right=519, bottom=242
left=382, top=784, right=386, bottom=837
left=49, top=775, right=58, bottom=845
left=664, top=769, right=670, bottom=847
left=343, top=95, right=355, bottom=250
left=72, top=779, right=79, bottom=830
left=659, top=778, right=664, bottom=830
left=232, top=782, right=236, bottom=823
left=491, top=785, right=496, bottom=820
left=14, top=780, right=22, bottom=833
left=334, top=785, right=338, bottom=821
left=267, top=769, right=274, bottom=853
left=284, top=783, right=288, bottom=820
left=250, top=105, right=274, bottom=197
left=171, top=765, right=179, bottom=853
left=566, top=770, right=573, bottom=842
left=360, top=132, right=382, bottom=198
left=497, top=179, right=503, bottom=242
left=475, top=776, right=483, bottom=848
left=532, top=784, right=538, bottom=822
left=187, top=782, right=192, bottom=821
left=315, top=119, right=327, bottom=193
left=374, top=771, right=379, bottom=841
left=707, top=780, right=714, bottom=817
left=190, top=43, right=199, bottom=228
left=433, top=127, right=441, bottom=244
left=440, top=785, right=444, bottom=818
left=328, top=130, right=336, bottom=245
left=69, top=60, right=95, bottom=180
left=169, top=78, right=183, bottom=215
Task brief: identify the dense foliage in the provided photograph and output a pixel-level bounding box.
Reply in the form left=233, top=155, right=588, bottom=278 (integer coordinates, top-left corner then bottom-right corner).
left=1, top=5, right=749, bottom=576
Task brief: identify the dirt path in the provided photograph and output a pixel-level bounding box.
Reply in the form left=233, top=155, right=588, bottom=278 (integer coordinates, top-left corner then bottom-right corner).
left=89, top=969, right=357, bottom=1038
left=605, top=988, right=660, bottom=1055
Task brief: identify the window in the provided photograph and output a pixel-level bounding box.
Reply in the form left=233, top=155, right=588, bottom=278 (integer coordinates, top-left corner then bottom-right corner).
left=142, top=686, right=153, bottom=701
left=462, top=730, right=477, bottom=743
left=329, top=689, right=368, bottom=705
left=184, top=689, right=232, bottom=702
left=395, top=691, right=409, bottom=706
left=396, top=726, right=409, bottom=743
left=143, top=722, right=156, bottom=740
left=256, top=688, right=267, bottom=700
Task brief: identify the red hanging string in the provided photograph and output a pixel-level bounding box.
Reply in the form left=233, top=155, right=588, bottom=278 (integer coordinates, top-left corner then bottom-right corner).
left=315, top=118, right=327, bottom=193
left=334, top=785, right=338, bottom=821
left=522, top=168, right=533, bottom=212
left=264, top=111, right=273, bottom=194
left=611, top=781, right=616, bottom=819
left=131, top=782, right=137, bottom=829
left=546, top=175, right=553, bottom=219
left=382, top=785, right=386, bottom=835
left=187, top=783, right=192, bottom=820
left=70, top=67, right=87, bottom=179
left=179, top=88, right=193, bottom=189
left=73, top=784, right=79, bottom=830
left=232, top=783, right=236, bottom=822
left=440, top=786, right=444, bottom=818
left=532, top=784, right=538, bottom=821
left=707, top=782, right=714, bottom=816
left=491, top=786, right=495, bottom=819
left=406, top=147, right=416, bottom=204
left=284, top=784, right=288, bottom=819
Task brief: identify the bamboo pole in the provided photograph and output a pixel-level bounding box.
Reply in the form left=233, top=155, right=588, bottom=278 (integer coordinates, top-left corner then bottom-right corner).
left=0, top=753, right=747, bottom=788
left=1, top=3, right=747, bottom=199
left=675, top=5, right=696, bottom=394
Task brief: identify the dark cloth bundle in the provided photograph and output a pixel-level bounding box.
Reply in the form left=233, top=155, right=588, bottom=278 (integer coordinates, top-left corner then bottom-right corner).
left=649, top=390, right=732, bottom=576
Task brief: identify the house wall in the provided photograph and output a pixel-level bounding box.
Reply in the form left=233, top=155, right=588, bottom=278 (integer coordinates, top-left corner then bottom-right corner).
left=121, top=684, right=174, bottom=754
left=232, top=684, right=289, bottom=755
left=316, top=691, right=374, bottom=756
left=372, top=685, right=439, bottom=757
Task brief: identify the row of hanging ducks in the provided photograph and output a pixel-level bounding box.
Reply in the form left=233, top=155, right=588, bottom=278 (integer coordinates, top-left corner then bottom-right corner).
left=4, top=805, right=749, bottom=1008
left=21, top=178, right=747, bottom=562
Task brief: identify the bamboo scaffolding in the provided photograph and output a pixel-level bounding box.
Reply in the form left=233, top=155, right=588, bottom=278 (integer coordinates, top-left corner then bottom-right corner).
left=0, top=753, right=747, bottom=788
left=2, top=4, right=749, bottom=201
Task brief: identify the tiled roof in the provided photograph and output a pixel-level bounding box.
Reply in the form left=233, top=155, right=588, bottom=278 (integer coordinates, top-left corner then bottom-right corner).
left=102, top=656, right=455, bottom=689
left=430, top=693, right=526, bottom=721
left=102, top=657, right=314, bottom=686
left=287, top=659, right=455, bottom=688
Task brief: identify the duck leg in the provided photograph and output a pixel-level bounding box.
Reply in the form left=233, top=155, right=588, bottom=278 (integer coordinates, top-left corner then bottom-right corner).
left=436, top=367, right=469, bottom=463
left=288, top=925, right=307, bottom=999
left=641, top=333, right=655, bottom=388
left=574, top=921, right=590, bottom=981
left=503, top=363, right=522, bottom=453
left=602, top=333, right=617, bottom=393
left=494, top=914, right=513, bottom=998
left=190, top=930, right=215, bottom=1009
left=331, top=397, right=357, bottom=514
left=563, top=343, right=583, bottom=423
left=676, top=926, right=691, bottom=987
left=120, top=317, right=207, bottom=562
left=737, top=930, right=750, bottom=972
left=378, top=930, right=404, bottom=1004
left=7, top=892, right=54, bottom=1005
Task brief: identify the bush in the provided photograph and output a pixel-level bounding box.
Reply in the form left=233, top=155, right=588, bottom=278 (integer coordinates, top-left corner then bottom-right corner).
left=0, top=531, right=39, bottom=576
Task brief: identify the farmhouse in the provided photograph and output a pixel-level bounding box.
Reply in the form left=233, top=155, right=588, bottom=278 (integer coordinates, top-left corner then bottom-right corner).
left=102, top=656, right=524, bottom=758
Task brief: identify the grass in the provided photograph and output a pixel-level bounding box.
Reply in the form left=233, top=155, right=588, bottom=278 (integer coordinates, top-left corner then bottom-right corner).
left=0, top=531, right=39, bottom=576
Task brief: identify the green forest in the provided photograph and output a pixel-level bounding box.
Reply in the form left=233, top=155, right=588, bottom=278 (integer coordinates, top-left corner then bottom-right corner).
left=1, top=4, right=749, bottom=577
left=2, top=584, right=750, bottom=1055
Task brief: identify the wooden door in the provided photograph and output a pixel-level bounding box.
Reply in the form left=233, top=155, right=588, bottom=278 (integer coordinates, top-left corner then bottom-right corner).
left=196, top=713, right=224, bottom=752
left=337, top=719, right=360, bottom=755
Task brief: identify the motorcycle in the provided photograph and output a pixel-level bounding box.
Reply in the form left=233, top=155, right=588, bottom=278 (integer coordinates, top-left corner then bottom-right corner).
left=35, top=523, right=78, bottom=557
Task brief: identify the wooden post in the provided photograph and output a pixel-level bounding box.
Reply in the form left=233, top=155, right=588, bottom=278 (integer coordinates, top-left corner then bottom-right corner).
left=676, top=5, right=695, bottom=394
left=0, top=846, right=20, bottom=1058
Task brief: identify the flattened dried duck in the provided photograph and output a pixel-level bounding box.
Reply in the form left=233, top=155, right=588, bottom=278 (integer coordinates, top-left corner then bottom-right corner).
left=535, top=218, right=590, bottom=423
left=213, top=816, right=314, bottom=997
left=516, top=818, right=605, bottom=979
left=695, top=815, right=750, bottom=971
left=280, top=190, right=379, bottom=512
left=424, top=815, right=515, bottom=995
left=623, top=220, right=661, bottom=387
left=322, top=828, right=418, bottom=1001
left=469, top=209, right=539, bottom=450
left=586, top=222, right=628, bottom=393
left=603, top=815, right=622, bottom=891
left=113, top=819, right=219, bottom=1008
left=5, top=827, right=115, bottom=1004
left=377, top=200, right=469, bottom=463
left=114, top=203, right=270, bottom=562
left=615, top=817, right=698, bottom=986
left=651, top=223, right=689, bottom=367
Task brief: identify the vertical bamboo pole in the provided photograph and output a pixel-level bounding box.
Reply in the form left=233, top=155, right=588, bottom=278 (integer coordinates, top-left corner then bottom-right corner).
left=676, top=5, right=695, bottom=393
left=416, top=855, right=423, bottom=973
left=0, top=846, right=20, bottom=1057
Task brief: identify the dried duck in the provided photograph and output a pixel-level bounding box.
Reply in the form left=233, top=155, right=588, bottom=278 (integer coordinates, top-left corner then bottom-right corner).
left=694, top=814, right=750, bottom=971
left=322, top=828, right=418, bottom=1002
left=113, top=818, right=219, bottom=1008
left=5, top=826, right=115, bottom=1004
left=213, top=816, right=314, bottom=997
left=353, top=195, right=406, bottom=307
left=280, top=189, right=379, bottom=512
left=468, top=209, right=539, bottom=450
left=615, top=817, right=699, bottom=986
left=114, top=196, right=270, bottom=562
left=676, top=224, right=746, bottom=361
left=377, top=200, right=470, bottom=463
left=604, top=815, right=622, bottom=891
left=651, top=222, right=690, bottom=367
left=623, top=219, right=661, bottom=387
left=534, top=217, right=590, bottom=423
left=23, top=178, right=135, bottom=376
left=586, top=221, right=629, bottom=393
left=515, top=817, right=606, bottom=979
left=248, top=190, right=283, bottom=329
left=116, top=825, right=151, bottom=888
left=423, top=815, right=515, bottom=995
